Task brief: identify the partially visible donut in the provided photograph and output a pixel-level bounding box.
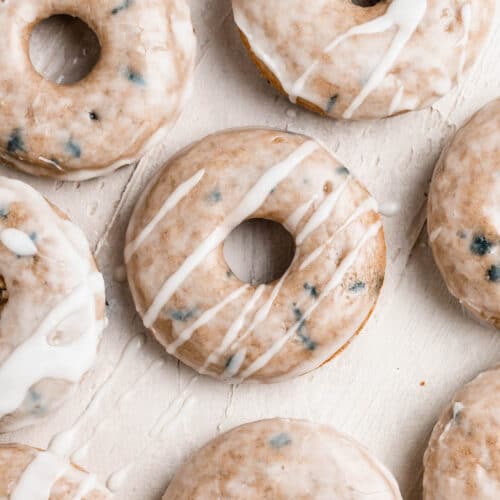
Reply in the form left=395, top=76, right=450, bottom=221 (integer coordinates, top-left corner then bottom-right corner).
left=428, top=99, right=500, bottom=328
left=0, top=443, right=111, bottom=499
left=232, top=0, right=494, bottom=120
left=126, top=129, right=386, bottom=383
left=163, top=418, right=402, bottom=499
left=423, top=366, right=500, bottom=499
left=0, top=0, right=196, bottom=180
left=0, top=177, right=106, bottom=432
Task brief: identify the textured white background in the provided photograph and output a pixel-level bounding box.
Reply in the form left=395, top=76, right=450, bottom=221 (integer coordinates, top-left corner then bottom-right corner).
left=1, top=1, right=500, bottom=498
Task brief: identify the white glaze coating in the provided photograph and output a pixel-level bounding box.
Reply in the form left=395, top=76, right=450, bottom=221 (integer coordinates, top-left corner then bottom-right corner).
left=126, top=129, right=386, bottom=382
left=163, top=418, right=402, bottom=499
left=428, top=99, right=500, bottom=328
left=232, top=0, right=494, bottom=119
left=0, top=177, right=106, bottom=432
left=423, top=366, right=500, bottom=499
left=0, top=0, right=196, bottom=179
left=0, top=444, right=111, bottom=499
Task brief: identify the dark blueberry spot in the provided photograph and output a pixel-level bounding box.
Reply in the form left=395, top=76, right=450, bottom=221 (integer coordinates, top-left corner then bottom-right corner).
left=226, top=270, right=234, bottom=279
left=326, top=94, right=339, bottom=113
left=457, top=230, right=467, bottom=239
left=207, top=189, right=222, bottom=203
left=487, top=265, right=500, bottom=283
left=7, top=129, right=26, bottom=153
left=125, top=68, right=145, bottom=86
left=170, top=308, right=197, bottom=322
left=111, top=0, right=133, bottom=14
left=65, top=140, right=81, bottom=158
left=470, top=234, right=493, bottom=256
left=269, top=433, right=292, bottom=449
left=0, top=208, right=8, bottom=219
left=29, top=388, right=41, bottom=402
left=270, top=187, right=276, bottom=195
left=336, top=166, right=350, bottom=176
left=352, top=0, right=382, bottom=6
left=349, top=281, right=366, bottom=293
left=293, top=306, right=317, bottom=351
left=304, top=282, right=318, bottom=298
left=298, top=331, right=318, bottom=351
left=89, top=111, right=99, bottom=121
left=29, top=232, right=37, bottom=242
left=105, top=299, right=110, bottom=307
left=224, top=356, right=234, bottom=370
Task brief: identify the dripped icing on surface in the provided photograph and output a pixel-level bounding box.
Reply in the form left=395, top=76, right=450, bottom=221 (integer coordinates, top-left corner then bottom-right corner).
left=0, top=228, right=37, bottom=256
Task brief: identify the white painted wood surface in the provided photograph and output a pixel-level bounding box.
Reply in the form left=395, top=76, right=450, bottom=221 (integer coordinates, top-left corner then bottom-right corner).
left=1, top=1, right=500, bottom=498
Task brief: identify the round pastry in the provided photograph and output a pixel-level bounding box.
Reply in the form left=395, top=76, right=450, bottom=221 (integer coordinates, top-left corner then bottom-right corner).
left=0, top=443, right=111, bottom=499
left=423, top=366, right=500, bottom=499
left=163, top=418, right=402, bottom=499
left=232, top=0, right=494, bottom=120
left=126, top=129, right=386, bottom=383
left=428, top=99, right=500, bottom=328
left=0, top=0, right=196, bottom=180
left=0, top=177, right=106, bottom=432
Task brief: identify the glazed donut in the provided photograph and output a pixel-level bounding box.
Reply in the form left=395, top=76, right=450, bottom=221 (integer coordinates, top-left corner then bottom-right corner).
left=126, top=129, right=386, bottom=383
left=428, top=99, right=500, bottom=328
left=0, top=443, right=111, bottom=499
left=232, top=0, right=494, bottom=120
left=0, top=177, right=106, bottom=432
left=163, top=418, right=402, bottom=499
left=0, top=0, right=196, bottom=180
left=423, top=366, right=500, bottom=499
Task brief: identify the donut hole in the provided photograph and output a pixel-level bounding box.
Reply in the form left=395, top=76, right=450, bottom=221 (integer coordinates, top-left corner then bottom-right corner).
left=223, top=219, right=295, bottom=285
left=0, top=275, right=8, bottom=314
left=29, top=15, right=101, bottom=85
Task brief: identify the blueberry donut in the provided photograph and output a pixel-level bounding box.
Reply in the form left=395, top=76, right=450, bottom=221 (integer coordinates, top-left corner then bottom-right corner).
left=428, top=100, right=500, bottom=328
left=0, top=443, right=111, bottom=499
left=0, top=0, right=196, bottom=180
left=164, top=418, right=402, bottom=499
left=232, top=0, right=494, bottom=120
left=125, top=129, right=386, bottom=383
left=0, top=177, right=106, bottom=432
left=423, top=366, right=500, bottom=499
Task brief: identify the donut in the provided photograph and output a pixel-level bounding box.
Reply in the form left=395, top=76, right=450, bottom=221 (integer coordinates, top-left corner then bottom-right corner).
left=428, top=99, right=500, bottom=328
left=0, top=177, right=106, bottom=432
left=0, top=443, right=111, bottom=499
left=0, top=0, right=196, bottom=180
left=163, top=418, right=402, bottom=499
left=125, top=129, right=386, bottom=383
left=423, top=366, right=500, bottom=499
left=232, top=0, right=494, bottom=120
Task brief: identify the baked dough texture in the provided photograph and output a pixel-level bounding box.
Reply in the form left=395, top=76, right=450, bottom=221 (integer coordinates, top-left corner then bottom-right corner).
left=232, top=0, right=494, bottom=120
left=428, top=99, right=500, bottom=328
left=126, top=129, right=386, bottom=383
left=0, top=0, right=196, bottom=180
left=423, top=366, right=500, bottom=499
left=0, top=177, right=106, bottom=432
left=0, top=443, right=111, bottom=499
left=163, top=418, right=402, bottom=499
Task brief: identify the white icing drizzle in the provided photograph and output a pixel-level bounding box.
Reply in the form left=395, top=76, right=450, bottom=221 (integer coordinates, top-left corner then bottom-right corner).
left=143, top=140, right=319, bottom=328
left=290, top=0, right=428, bottom=118
left=200, top=285, right=266, bottom=373
left=166, top=284, right=250, bottom=354
left=457, top=4, right=472, bottom=80
left=73, top=473, right=98, bottom=500
left=106, top=464, right=133, bottom=493
left=284, top=193, right=319, bottom=231
left=389, top=83, right=405, bottom=116
left=300, top=198, right=378, bottom=271
left=11, top=451, right=68, bottom=500
left=0, top=272, right=104, bottom=419
left=296, top=177, right=350, bottom=245
left=377, top=200, right=400, bottom=218
left=125, top=169, right=205, bottom=262
left=0, top=227, right=37, bottom=256
left=236, top=221, right=382, bottom=380
left=223, top=347, right=248, bottom=379
left=49, top=335, right=146, bottom=457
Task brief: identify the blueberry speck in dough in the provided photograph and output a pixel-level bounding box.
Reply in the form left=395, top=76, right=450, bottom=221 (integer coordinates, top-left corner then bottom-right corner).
left=304, top=282, right=319, bottom=298
left=89, top=111, right=99, bottom=121
left=65, top=140, right=81, bottom=159
left=326, top=94, right=339, bottom=113
left=207, top=189, right=222, bottom=203
left=470, top=234, right=493, bottom=256
left=126, top=68, right=146, bottom=86
left=349, top=281, right=366, bottom=293
left=269, top=433, right=292, bottom=449
left=111, top=0, right=133, bottom=15
left=0, top=208, right=8, bottom=219
left=336, top=166, right=350, bottom=176
left=170, top=309, right=197, bottom=322
left=487, top=265, right=500, bottom=283
left=7, top=129, right=25, bottom=153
